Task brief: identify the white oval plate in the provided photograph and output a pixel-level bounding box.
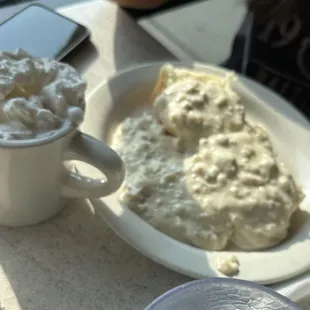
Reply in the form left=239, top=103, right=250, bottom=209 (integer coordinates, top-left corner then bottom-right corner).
left=82, top=62, right=310, bottom=285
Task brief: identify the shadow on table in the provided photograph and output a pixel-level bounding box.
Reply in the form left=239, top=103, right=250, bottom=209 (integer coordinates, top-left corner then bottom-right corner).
left=112, top=9, right=175, bottom=72
left=65, top=7, right=174, bottom=77
left=65, top=39, right=98, bottom=75
left=0, top=200, right=190, bottom=309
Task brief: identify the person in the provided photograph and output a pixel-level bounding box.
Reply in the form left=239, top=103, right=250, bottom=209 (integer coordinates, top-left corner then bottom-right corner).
left=113, top=0, right=310, bottom=119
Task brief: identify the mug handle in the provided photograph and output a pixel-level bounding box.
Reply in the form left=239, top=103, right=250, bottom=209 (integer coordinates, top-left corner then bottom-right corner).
left=62, top=131, right=125, bottom=199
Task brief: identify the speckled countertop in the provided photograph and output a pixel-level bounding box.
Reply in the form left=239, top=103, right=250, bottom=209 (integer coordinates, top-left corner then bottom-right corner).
left=299, top=299, right=310, bottom=309
left=0, top=201, right=310, bottom=310
left=1, top=200, right=309, bottom=310
left=0, top=1, right=308, bottom=309
left=0, top=200, right=190, bottom=310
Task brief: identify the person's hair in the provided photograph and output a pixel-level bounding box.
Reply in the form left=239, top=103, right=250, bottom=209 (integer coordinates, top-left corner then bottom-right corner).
left=246, top=0, right=307, bottom=23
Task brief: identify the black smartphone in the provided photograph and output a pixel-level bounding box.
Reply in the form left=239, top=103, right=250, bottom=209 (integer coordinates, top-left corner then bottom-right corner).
left=0, top=4, right=90, bottom=60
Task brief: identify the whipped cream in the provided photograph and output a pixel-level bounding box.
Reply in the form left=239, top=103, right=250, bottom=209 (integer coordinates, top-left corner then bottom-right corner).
left=0, top=49, right=86, bottom=140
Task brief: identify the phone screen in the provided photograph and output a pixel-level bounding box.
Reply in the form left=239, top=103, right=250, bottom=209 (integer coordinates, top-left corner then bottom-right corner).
left=0, top=5, right=90, bottom=60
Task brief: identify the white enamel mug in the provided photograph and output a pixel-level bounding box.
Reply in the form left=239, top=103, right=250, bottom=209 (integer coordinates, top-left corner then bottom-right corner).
left=0, top=126, right=125, bottom=226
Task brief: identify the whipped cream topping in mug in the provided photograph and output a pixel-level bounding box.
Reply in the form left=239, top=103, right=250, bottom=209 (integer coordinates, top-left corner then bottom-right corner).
left=0, top=49, right=86, bottom=140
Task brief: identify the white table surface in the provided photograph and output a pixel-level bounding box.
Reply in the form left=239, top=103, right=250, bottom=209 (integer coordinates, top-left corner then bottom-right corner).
left=0, top=1, right=308, bottom=309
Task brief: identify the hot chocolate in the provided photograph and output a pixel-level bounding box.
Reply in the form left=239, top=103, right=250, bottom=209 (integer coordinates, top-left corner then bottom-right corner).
left=0, top=49, right=86, bottom=140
